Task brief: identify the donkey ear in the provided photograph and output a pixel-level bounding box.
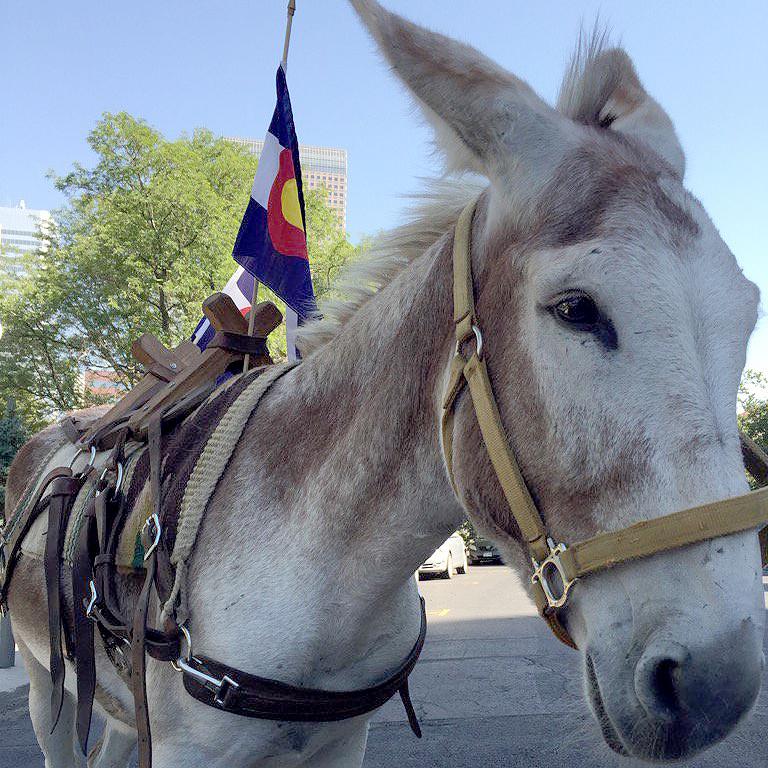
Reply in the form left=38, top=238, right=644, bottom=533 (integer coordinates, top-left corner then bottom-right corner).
left=561, top=47, right=686, bottom=178
left=349, top=0, right=572, bottom=192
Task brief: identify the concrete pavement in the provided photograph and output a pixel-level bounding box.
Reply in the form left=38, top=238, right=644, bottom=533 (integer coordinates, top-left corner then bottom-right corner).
left=364, top=566, right=768, bottom=768
left=1, top=566, right=767, bottom=767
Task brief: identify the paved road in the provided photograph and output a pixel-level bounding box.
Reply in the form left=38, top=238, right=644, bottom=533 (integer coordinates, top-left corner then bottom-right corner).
left=366, top=566, right=768, bottom=768
left=1, top=565, right=767, bottom=767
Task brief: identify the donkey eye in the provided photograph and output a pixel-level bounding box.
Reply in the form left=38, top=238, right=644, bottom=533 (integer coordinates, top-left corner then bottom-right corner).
left=553, top=294, right=600, bottom=328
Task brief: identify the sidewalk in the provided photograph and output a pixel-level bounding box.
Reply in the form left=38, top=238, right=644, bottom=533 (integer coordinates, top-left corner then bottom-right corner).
left=0, top=657, right=27, bottom=694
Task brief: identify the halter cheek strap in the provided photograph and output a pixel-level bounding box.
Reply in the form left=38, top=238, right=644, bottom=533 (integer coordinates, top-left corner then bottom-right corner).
left=441, top=199, right=768, bottom=650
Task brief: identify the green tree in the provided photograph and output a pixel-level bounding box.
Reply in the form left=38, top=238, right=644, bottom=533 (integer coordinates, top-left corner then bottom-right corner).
left=0, top=112, right=355, bottom=427
left=739, top=369, right=768, bottom=451
left=0, top=399, right=28, bottom=519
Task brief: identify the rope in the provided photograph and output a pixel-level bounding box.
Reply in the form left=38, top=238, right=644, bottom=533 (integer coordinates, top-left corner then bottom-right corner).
left=162, top=363, right=298, bottom=622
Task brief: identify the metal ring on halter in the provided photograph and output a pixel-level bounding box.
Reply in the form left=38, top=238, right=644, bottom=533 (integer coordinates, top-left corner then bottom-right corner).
left=68, top=445, right=97, bottom=471
left=471, top=324, right=483, bottom=359
left=454, top=323, right=484, bottom=360
left=171, top=625, right=193, bottom=671
left=530, top=537, right=578, bottom=610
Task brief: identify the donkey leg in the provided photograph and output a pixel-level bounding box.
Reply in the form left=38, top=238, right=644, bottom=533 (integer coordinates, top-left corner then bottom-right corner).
left=87, top=717, right=136, bottom=768
left=19, top=639, right=80, bottom=768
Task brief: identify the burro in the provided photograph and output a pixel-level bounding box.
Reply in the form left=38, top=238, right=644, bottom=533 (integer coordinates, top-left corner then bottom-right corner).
left=3, top=1, right=767, bottom=766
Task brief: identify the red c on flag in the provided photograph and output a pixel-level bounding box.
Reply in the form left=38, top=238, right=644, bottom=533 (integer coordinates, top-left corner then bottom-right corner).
left=267, top=148, right=308, bottom=259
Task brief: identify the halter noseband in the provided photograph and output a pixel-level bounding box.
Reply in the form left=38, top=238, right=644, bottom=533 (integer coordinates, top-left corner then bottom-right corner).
left=441, top=200, right=768, bottom=649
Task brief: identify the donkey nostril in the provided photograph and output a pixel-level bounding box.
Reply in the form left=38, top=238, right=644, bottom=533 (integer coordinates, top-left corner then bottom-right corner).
left=650, top=658, right=681, bottom=713
left=635, top=650, right=687, bottom=722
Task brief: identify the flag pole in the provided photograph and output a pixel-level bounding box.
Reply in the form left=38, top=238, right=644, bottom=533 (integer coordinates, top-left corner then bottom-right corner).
left=244, top=0, right=297, bottom=372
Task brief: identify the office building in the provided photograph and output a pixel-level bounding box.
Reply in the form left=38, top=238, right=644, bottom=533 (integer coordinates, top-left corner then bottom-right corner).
left=0, top=201, right=52, bottom=276
left=228, top=139, right=348, bottom=231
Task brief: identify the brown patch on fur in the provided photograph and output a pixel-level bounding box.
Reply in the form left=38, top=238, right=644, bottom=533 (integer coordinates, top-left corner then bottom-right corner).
left=533, top=140, right=698, bottom=249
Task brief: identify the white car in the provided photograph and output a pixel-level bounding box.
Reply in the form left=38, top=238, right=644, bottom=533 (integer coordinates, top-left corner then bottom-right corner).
left=418, top=532, right=469, bottom=579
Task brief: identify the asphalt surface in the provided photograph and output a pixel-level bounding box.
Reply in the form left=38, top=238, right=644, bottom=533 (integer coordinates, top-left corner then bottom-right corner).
left=1, top=565, right=767, bottom=768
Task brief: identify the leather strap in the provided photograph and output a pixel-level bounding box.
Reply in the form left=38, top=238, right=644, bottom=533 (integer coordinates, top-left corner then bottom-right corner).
left=181, top=597, right=426, bottom=737
left=134, top=414, right=164, bottom=768
left=1, top=466, right=75, bottom=609
left=207, top=331, right=269, bottom=357
left=44, top=474, right=83, bottom=729
left=72, top=494, right=98, bottom=754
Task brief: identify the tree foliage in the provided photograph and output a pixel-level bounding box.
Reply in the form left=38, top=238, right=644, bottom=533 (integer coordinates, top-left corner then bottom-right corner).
left=739, top=369, right=768, bottom=450
left=0, top=399, right=28, bottom=518
left=0, top=112, right=354, bottom=430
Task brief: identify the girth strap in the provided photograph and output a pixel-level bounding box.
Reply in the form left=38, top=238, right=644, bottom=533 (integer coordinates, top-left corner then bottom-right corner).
left=180, top=596, right=427, bottom=737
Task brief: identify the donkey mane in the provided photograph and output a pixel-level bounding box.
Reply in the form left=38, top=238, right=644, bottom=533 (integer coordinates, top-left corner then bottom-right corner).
left=298, top=30, right=620, bottom=356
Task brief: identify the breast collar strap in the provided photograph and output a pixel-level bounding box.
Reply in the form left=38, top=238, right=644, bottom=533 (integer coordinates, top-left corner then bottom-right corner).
left=441, top=199, right=768, bottom=649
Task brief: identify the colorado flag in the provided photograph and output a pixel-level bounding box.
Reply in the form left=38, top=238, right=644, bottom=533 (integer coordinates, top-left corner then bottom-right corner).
left=233, top=64, right=316, bottom=359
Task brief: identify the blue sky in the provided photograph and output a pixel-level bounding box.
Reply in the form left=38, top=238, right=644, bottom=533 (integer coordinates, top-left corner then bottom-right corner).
left=2, top=1, right=766, bottom=371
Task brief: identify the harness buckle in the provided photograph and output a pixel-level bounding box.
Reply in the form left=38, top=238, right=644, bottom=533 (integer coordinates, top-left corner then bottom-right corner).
left=531, top=538, right=577, bottom=610
left=141, top=513, right=162, bottom=561
left=172, top=625, right=241, bottom=708
left=85, top=580, right=99, bottom=619
left=69, top=445, right=97, bottom=472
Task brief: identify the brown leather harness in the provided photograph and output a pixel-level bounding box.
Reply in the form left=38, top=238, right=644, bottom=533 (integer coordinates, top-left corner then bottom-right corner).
left=0, top=361, right=425, bottom=768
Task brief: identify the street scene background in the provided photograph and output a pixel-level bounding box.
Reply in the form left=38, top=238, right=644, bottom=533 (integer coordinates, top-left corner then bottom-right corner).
left=3, top=564, right=768, bottom=768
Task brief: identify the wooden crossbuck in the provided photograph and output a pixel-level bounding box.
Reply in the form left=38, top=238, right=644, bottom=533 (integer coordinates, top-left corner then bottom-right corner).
left=80, top=293, right=283, bottom=444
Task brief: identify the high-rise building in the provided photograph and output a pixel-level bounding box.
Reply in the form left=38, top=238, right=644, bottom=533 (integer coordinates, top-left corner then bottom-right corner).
left=0, top=201, right=52, bottom=276
left=227, top=138, right=348, bottom=231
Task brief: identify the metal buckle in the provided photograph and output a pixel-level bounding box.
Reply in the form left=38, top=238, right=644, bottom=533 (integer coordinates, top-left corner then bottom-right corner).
left=69, top=445, right=97, bottom=472
left=95, top=462, right=124, bottom=499
left=172, top=625, right=240, bottom=707
left=531, top=538, right=577, bottom=610
left=455, top=323, right=484, bottom=360
left=85, top=580, right=99, bottom=619
left=141, top=513, right=162, bottom=561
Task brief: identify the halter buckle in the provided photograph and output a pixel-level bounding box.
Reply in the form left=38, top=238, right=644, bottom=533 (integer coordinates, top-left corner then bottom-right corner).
left=455, top=323, right=483, bottom=360
left=531, top=538, right=577, bottom=610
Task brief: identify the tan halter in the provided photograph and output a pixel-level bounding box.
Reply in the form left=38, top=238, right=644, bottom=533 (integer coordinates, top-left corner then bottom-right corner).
left=442, top=200, right=768, bottom=649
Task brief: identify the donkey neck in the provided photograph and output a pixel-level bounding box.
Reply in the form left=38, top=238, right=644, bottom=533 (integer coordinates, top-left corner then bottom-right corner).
left=288, top=230, right=465, bottom=582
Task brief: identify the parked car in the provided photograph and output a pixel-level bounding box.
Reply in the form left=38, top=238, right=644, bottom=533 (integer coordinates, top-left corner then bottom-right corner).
left=418, top=532, right=469, bottom=579
left=467, top=537, right=503, bottom=565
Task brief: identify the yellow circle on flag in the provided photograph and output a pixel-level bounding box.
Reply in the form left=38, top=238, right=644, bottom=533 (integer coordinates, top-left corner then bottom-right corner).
left=281, top=179, right=304, bottom=232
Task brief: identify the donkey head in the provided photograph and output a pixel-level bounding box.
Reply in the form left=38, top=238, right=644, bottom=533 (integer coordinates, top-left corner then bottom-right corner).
left=351, top=0, right=764, bottom=760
